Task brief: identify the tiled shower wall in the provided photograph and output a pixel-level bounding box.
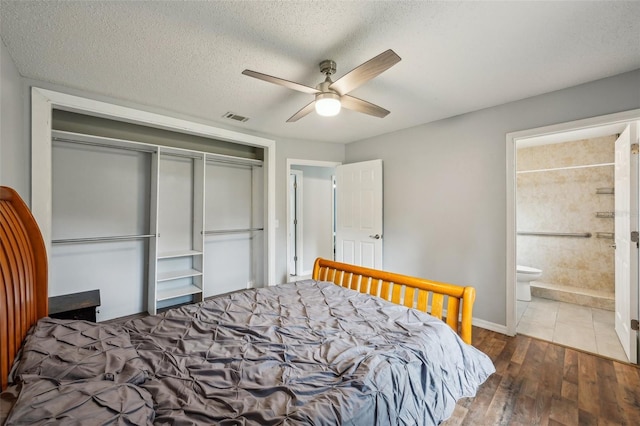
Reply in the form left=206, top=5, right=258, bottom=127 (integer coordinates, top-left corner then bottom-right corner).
left=516, top=135, right=616, bottom=295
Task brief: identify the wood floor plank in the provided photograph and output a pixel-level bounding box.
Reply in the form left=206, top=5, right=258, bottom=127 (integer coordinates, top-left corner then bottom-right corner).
left=507, top=394, right=536, bottom=425
left=442, top=327, right=640, bottom=426
left=560, top=380, right=577, bottom=402
left=483, top=370, right=522, bottom=425
left=519, top=338, right=549, bottom=399
left=613, top=360, right=640, bottom=407
left=562, top=348, right=578, bottom=388
left=594, top=355, right=626, bottom=424
left=577, top=408, right=598, bottom=426
left=577, top=351, right=600, bottom=417
left=540, top=343, right=564, bottom=395
left=549, top=395, right=578, bottom=425
left=510, top=334, right=531, bottom=364
left=458, top=372, right=502, bottom=425
left=532, top=387, right=553, bottom=425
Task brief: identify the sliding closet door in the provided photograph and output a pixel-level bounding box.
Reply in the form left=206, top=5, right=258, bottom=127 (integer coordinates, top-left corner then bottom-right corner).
left=51, top=138, right=152, bottom=321
left=204, top=159, right=264, bottom=296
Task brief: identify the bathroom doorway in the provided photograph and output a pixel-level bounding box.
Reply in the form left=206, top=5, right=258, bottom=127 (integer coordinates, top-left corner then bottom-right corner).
left=506, top=109, right=640, bottom=364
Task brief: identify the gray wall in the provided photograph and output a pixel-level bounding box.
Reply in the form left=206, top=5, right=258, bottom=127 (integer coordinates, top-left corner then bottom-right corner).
left=4, top=37, right=638, bottom=325
left=345, top=69, right=640, bottom=326
left=0, top=39, right=26, bottom=198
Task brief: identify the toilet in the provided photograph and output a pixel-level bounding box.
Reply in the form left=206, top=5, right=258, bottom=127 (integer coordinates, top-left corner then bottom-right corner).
left=516, top=265, right=543, bottom=302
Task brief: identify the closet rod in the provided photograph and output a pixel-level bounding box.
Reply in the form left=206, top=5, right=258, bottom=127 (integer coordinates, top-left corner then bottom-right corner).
left=517, top=231, right=592, bottom=238
left=203, top=228, right=264, bottom=235
left=206, top=155, right=263, bottom=167
left=52, top=234, right=155, bottom=245
left=160, top=151, right=203, bottom=160
left=52, top=137, right=155, bottom=154
left=206, top=158, right=263, bottom=168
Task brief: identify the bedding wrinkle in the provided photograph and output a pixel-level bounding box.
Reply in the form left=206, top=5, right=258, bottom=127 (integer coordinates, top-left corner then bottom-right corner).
left=122, top=281, right=495, bottom=424
left=5, top=281, right=493, bottom=425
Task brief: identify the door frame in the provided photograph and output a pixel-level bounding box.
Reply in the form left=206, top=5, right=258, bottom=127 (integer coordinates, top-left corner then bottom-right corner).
left=289, top=169, right=304, bottom=276
left=506, top=108, right=640, bottom=337
left=285, top=159, right=340, bottom=278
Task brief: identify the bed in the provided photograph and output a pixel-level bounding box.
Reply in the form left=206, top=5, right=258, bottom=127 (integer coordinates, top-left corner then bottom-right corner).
left=0, top=185, right=494, bottom=425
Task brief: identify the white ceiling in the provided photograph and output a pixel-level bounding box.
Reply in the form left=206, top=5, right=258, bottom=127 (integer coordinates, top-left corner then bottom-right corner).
left=1, top=1, right=639, bottom=144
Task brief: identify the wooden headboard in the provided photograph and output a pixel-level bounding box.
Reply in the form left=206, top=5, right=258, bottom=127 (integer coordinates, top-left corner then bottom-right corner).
left=312, top=258, right=476, bottom=345
left=0, top=186, right=48, bottom=390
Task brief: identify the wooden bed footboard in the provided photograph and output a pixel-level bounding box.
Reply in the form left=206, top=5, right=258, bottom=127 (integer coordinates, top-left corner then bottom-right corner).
left=312, top=258, right=476, bottom=345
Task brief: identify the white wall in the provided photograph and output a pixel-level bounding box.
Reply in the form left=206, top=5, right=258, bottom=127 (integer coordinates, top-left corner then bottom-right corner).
left=0, top=39, right=26, bottom=197
left=345, top=69, right=640, bottom=327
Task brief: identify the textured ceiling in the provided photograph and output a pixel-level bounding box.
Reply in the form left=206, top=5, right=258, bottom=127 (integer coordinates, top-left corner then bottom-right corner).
left=1, top=1, right=639, bottom=144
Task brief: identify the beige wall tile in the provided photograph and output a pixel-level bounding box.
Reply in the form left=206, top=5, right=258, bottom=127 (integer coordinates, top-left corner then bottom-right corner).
left=516, top=135, right=616, bottom=296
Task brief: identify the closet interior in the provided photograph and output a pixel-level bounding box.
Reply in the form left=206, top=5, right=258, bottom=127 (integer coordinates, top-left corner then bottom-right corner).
left=49, top=111, right=265, bottom=319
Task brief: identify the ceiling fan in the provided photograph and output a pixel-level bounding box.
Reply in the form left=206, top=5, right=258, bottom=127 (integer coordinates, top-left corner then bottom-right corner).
left=242, top=49, right=401, bottom=122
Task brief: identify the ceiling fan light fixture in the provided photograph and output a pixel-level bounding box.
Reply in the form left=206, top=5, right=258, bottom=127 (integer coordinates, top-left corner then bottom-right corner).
left=315, top=92, right=341, bottom=117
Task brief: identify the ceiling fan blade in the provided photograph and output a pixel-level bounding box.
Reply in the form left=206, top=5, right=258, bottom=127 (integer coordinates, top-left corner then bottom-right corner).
left=329, top=49, right=401, bottom=96
left=287, top=101, right=316, bottom=122
left=242, top=69, right=320, bottom=94
left=341, top=95, right=390, bottom=118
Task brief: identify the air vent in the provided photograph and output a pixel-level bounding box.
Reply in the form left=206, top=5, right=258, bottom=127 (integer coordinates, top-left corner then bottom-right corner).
left=223, top=112, right=249, bottom=123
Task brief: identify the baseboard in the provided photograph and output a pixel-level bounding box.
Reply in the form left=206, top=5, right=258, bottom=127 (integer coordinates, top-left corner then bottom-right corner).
left=472, top=318, right=509, bottom=335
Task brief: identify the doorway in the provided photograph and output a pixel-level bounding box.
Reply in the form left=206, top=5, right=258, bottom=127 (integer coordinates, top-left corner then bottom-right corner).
left=506, top=109, right=640, bottom=364
left=286, top=159, right=340, bottom=280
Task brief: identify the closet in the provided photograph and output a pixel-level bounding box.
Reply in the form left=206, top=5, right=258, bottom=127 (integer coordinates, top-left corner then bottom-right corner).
left=49, top=114, right=265, bottom=318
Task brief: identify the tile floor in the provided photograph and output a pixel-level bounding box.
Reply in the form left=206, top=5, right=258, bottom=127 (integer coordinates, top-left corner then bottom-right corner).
left=517, top=296, right=629, bottom=363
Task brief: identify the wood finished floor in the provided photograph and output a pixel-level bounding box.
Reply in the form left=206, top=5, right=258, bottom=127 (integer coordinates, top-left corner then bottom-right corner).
left=442, top=326, right=640, bottom=426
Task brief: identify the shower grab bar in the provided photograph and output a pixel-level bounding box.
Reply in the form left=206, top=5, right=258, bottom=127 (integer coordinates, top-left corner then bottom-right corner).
left=517, top=231, right=592, bottom=238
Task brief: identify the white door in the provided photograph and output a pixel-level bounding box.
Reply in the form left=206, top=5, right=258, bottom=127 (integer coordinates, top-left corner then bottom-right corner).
left=614, top=123, right=638, bottom=363
left=335, top=159, right=383, bottom=269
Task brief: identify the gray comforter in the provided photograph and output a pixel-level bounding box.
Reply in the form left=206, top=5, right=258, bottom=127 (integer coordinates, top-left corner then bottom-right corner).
left=4, top=280, right=494, bottom=425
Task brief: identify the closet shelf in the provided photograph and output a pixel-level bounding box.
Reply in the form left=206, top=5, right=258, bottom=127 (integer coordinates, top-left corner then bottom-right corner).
left=156, top=283, right=203, bottom=301
left=158, top=250, right=203, bottom=259
left=157, top=269, right=202, bottom=282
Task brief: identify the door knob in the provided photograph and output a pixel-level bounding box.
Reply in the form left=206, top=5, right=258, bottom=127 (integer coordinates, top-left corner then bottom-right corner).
left=610, top=243, right=616, bottom=249
left=369, top=234, right=381, bottom=239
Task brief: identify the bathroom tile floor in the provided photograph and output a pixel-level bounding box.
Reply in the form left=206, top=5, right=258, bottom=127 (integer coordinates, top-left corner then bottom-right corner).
left=516, top=296, right=629, bottom=363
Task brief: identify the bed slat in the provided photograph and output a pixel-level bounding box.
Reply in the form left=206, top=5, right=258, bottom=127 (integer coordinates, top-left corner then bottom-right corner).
left=404, top=286, right=416, bottom=309
left=347, top=273, right=358, bottom=291
left=431, top=293, right=444, bottom=319
left=312, top=258, right=476, bottom=345
left=369, top=278, right=380, bottom=297
left=417, top=289, right=428, bottom=311
left=446, top=297, right=461, bottom=332
left=391, top=283, right=402, bottom=305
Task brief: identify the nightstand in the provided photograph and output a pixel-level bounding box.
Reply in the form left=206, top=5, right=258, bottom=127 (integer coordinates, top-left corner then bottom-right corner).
left=49, top=289, right=101, bottom=322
